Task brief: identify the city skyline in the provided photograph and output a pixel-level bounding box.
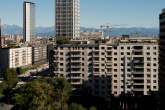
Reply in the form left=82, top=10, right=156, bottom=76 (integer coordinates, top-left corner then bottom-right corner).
left=0, top=0, right=165, bottom=28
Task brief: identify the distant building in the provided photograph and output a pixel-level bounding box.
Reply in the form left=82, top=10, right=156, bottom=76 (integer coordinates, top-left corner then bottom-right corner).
left=23, top=2, right=35, bottom=42
left=159, top=8, right=165, bottom=109
left=80, top=31, right=104, bottom=40
left=49, top=37, right=159, bottom=98
left=32, top=46, right=47, bottom=65
left=55, top=0, right=80, bottom=39
left=0, top=47, right=32, bottom=71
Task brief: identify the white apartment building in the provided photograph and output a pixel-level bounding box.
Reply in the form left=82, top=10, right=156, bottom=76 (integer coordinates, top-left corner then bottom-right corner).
left=23, top=2, right=35, bottom=42
left=55, top=0, right=80, bottom=39
left=49, top=37, right=159, bottom=98
left=0, top=47, right=32, bottom=71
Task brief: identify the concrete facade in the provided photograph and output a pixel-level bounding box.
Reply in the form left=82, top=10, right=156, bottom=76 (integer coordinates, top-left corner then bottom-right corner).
left=55, top=0, right=80, bottom=39
left=0, top=47, right=32, bottom=71
left=49, top=37, right=159, bottom=98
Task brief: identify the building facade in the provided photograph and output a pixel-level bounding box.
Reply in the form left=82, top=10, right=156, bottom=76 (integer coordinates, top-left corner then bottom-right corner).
left=55, top=0, right=80, bottom=39
left=32, top=46, right=47, bottom=65
left=0, top=18, right=1, bottom=47
left=49, top=37, right=159, bottom=98
left=0, top=47, right=32, bottom=71
left=159, top=8, right=165, bottom=109
left=23, top=2, right=35, bottom=42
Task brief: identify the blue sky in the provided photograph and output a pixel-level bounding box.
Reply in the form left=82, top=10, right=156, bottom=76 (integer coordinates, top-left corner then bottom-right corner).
left=0, top=0, right=164, bottom=28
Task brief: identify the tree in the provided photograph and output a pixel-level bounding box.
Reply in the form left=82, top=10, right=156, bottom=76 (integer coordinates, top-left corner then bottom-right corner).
left=4, top=68, right=18, bottom=89
left=45, top=77, right=72, bottom=110
left=12, top=80, right=55, bottom=110
left=69, top=103, right=86, bottom=110
left=12, top=78, right=72, bottom=110
left=89, top=106, right=97, bottom=110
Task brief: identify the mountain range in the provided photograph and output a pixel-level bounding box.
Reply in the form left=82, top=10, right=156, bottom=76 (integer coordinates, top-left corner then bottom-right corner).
left=1, top=24, right=159, bottom=37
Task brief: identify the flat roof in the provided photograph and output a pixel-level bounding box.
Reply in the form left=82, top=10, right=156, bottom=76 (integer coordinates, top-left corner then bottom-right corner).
left=24, top=1, right=35, bottom=4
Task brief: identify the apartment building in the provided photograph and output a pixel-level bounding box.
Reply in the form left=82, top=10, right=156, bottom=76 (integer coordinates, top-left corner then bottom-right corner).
left=159, top=8, right=165, bottom=109
left=49, top=37, right=159, bottom=98
left=0, top=47, right=32, bottom=71
left=55, top=0, right=80, bottom=39
left=32, top=46, right=47, bottom=65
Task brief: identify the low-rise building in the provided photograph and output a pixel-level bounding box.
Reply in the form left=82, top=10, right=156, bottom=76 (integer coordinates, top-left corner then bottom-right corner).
left=0, top=47, right=32, bottom=71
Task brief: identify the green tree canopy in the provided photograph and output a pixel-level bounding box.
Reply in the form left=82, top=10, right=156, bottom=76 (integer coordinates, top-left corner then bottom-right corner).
left=12, top=77, right=72, bottom=110
left=89, top=106, right=97, bottom=110
left=69, top=103, right=86, bottom=110
left=4, top=68, right=18, bottom=89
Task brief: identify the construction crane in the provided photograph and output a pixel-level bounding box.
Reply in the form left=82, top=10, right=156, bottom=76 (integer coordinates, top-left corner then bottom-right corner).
left=100, top=23, right=128, bottom=38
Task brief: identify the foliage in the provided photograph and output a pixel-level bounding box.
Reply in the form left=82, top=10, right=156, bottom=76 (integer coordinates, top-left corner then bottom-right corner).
left=69, top=103, right=86, bottom=110
left=16, top=67, right=29, bottom=75
left=89, top=106, right=97, bottom=110
left=12, top=77, right=72, bottom=110
left=4, top=68, right=18, bottom=89
left=56, top=39, right=70, bottom=44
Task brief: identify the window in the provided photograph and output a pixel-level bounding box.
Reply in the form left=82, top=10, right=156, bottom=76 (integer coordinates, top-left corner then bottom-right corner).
left=101, top=47, right=105, bottom=49
left=153, top=47, right=157, bottom=50
left=114, top=75, right=117, bottom=77
left=147, top=80, right=150, bottom=83
left=114, top=80, right=118, bottom=83
left=101, top=52, right=104, bottom=55
left=147, top=57, right=151, bottom=61
left=114, top=47, right=117, bottom=50
left=154, top=58, right=157, bottom=61
left=60, top=68, right=63, bottom=71
left=121, top=47, right=124, bottom=49
left=153, top=86, right=157, bottom=89
left=153, top=69, right=157, bottom=72
left=147, top=63, right=150, bottom=66
left=147, top=47, right=150, bottom=50
left=153, top=63, right=157, bottom=66
left=60, top=63, right=63, bottom=66
left=60, top=52, right=63, bottom=55
left=153, top=52, right=157, bottom=55
left=127, top=47, right=130, bottom=50
left=127, top=52, right=130, bottom=55
left=146, top=52, right=150, bottom=55
left=153, top=74, right=157, bottom=78
left=114, top=58, right=117, bottom=61
left=114, top=63, right=117, bottom=66
left=121, top=52, right=124, bottom=55
left=153, top=80, right=157, bottom=83
left=147, top=69, right=151, bottom=72
left=114, top=69, right=117, bottom=72
left=114, top=86, right=117, bottom=89
left=114, top=52, right=117, bottom=55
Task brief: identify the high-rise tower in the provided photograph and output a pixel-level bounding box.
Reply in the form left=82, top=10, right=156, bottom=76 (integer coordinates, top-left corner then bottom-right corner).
left=159, top=8, right=165, bottom=110
left=55, top=0, right=80, bottom=39
left=23, top=2, right=35, bottom=42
